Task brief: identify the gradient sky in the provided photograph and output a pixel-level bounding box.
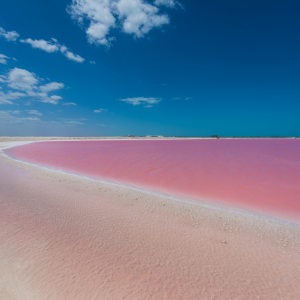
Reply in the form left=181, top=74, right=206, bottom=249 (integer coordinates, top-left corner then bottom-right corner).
left=0, top=0, right=299, bottom=137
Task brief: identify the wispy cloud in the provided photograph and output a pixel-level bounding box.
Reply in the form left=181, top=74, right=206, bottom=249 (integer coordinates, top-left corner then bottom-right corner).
left=0, top=98, right=13, bottom=105
left=26, top=109, right=43, bottom=116
left=0, top=91, right=27, bottom=100
left=57, top=117, right=85, bottom=125
left=67, top=0, right=181, bottom=47
left=94, top=108, right=108, bottom=113
left=0, top=54, right=10, bottom=64
left=0, top=110, right=41, bottom=123
left=0, top=111, right=76, bottom=129
left=40, top=95, right=63, bottom=104
left=0, top=89, right=27, bottom=105
left=90, top=60, right=96, bottom=64
left=62, top=102, right=76, bottom=105
left=20, top=37, right=85, bottom=63
left=20, top=38, right=59, bottom=53
left=0, top=27, right=19, bottom=42
left=154, top=0, right=181, bottom=8
left=172, top=97, right=192, bottom=100
left=60, top=46, right=85, bottom=63
left=119, top=97, right=161, bottom=107
left=40, top=82, right=64, bottom=93
left=1, top=26, right=85, bottom=63
left=63, top=120, right=83, bottom=124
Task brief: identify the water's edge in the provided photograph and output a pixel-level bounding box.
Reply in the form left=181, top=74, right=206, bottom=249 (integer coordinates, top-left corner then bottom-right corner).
left=1, top=140, right=299, bottom=229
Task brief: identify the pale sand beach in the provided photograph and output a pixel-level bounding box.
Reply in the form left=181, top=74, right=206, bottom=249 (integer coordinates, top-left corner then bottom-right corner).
left=1, top=140, right=300, bottom=299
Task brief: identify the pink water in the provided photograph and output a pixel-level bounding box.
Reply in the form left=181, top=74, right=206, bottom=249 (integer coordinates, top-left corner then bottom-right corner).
left=5, top=139, right=300, bottom=222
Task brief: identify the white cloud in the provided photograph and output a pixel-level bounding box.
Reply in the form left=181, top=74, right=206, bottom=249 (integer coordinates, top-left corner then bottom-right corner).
left=60, top=47, right=85, bottom=63
left=94, top=108, right=108, bottom=112
left=67, top=0, right=116, bottom=46
left=40, top=82, right=64, bottom=93
left=64, top=120, right=83, bottom=124
left=0, top=27, right=73, bottom=61
left=26, top=91, right=47, bottom=97
left=0, top=111, right=88, bottom=129
left=90, top=60, right=96, bottom=64
left=119, top=96, right=161, bottom=106
left=51, top=95, right=63, bottom=100
left=8, top=68, right=38, bottom=91
left=67, top=0, right=177, bottom=46
left=1, top=68, right=65, bottom=105
left=20, top=37, right=85, bottom=63
left=0, top=77, right=7, bottom=83
left=171, top=96, right=192, bottom=100
left=9, top=92, right=27, bottom=99
left=26, top=110, right=43, bottom=116
left=0, top=111, right=41, bottom=123
left=0, top=27, right=19, bottom=42
left=62, top=102, right=76, bottom=105
left=40, top=95, right=62, bottom=105
left=154, top=0, right=177, bottom=8
left=20, top=38, right=60, bottom=53
left=0, top=54, right=10, bottom=64
left=57, top=117, right=86, bottom=124
left=97, top=123, right=107, bottom=126
left=116, top=0, right=169, bottom=37
left=0, top=97, right=13, bottom=105
left=0, top=91, right=27, bottom=101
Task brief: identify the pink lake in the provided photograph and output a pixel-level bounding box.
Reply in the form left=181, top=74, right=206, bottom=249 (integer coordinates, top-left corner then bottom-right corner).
left=5, top=139, right=300, bottom=223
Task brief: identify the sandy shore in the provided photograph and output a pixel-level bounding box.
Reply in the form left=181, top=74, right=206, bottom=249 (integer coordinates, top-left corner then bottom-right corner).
left=1, top=140, right=300, bottom=299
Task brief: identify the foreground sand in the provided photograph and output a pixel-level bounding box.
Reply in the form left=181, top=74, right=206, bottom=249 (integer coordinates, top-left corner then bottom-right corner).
left=0, top=141, right=300, bottom=299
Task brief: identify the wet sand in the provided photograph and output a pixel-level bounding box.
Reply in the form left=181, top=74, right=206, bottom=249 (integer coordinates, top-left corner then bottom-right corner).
left=1, top=141, right=300, bottom=299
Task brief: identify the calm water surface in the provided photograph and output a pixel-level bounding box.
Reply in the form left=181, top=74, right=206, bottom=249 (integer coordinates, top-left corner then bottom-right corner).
left=6, top=139, right=300, bottom=222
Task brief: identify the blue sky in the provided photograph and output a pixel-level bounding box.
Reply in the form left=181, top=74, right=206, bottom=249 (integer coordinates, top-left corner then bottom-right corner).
left=0, top=0, right=299, bottom=137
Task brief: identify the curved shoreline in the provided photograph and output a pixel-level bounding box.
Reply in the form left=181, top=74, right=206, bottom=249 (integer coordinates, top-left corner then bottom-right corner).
left=1, top=140, right=299, bottom=228
left=1, top=141, right=300, bottom=299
